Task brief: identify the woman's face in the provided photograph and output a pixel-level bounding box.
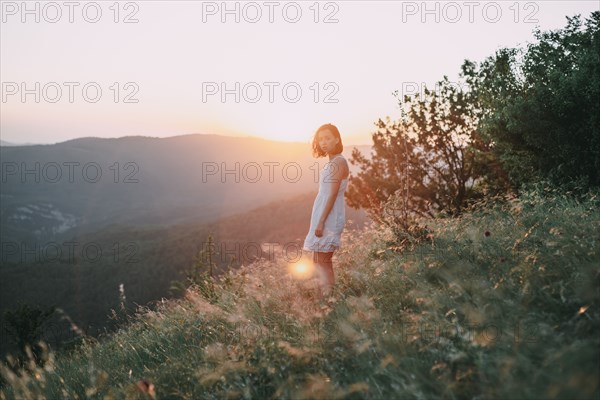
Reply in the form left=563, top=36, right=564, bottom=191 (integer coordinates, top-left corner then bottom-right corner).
left=318, top=129, right=338, bottom=154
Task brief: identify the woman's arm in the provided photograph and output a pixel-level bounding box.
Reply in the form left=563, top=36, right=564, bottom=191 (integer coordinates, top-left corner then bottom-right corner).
left=315, top=158, right=348, bottom=236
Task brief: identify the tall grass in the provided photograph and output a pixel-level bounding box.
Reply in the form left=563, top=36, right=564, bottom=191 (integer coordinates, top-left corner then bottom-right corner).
left=1, top=185, right=598, bottom=399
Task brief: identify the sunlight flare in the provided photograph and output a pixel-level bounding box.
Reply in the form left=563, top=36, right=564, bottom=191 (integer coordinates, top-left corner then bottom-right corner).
left=289, top=261, right=314, bottom=280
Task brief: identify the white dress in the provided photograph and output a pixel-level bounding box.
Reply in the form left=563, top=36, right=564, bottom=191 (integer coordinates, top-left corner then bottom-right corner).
left=303, top=154, right=349, bottom=253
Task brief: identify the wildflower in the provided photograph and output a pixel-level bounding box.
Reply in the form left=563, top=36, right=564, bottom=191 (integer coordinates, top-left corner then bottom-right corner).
left=136, top=379, right=156, bottom=399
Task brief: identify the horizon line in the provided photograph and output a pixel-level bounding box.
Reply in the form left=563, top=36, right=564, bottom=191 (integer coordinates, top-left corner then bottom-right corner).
left=0, top=132, right=375, bottom=148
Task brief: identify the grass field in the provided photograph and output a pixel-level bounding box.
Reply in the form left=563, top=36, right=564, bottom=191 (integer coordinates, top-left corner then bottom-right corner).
left=1, top=185, right=599, bottom=400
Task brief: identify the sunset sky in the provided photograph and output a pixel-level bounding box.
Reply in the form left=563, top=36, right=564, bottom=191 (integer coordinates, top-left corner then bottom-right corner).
left=1, top=1, right=598, bottom=146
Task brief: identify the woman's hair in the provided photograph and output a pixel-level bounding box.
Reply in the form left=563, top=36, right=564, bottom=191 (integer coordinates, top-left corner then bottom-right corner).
left=311, top=123, right=344, bottom=158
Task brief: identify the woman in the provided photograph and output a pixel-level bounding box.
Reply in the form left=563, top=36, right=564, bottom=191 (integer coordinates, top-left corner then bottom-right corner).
left=302, top=123, right=349, bottom=298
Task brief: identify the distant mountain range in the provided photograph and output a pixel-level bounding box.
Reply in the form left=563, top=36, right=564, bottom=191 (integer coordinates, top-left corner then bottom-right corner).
left=0, top=140, right=38, bottom=146
left=0, top=133, right=373, bottom=357
left=1, top=133, right=372, bottom=246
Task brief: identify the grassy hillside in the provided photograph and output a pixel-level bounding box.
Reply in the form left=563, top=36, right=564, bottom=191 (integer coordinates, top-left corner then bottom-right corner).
left=1, top=186, right=598, bottom=399
left=0, top=191, right=368, bottom=358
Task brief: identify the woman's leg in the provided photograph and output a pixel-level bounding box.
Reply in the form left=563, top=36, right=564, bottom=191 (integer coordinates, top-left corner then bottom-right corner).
left=313, top=251, right=334, bottom=296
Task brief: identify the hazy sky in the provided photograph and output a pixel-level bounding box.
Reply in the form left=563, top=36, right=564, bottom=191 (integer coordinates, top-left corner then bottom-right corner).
left=1, top=1, right=598, bottom=145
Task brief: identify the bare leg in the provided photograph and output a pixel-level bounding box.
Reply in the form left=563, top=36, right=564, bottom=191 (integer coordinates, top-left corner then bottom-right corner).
left=313, top=251, right=334, bottom=298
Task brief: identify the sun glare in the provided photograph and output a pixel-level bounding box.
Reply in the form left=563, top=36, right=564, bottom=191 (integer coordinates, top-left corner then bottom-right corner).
left=289, top=261, right=314, bottom=280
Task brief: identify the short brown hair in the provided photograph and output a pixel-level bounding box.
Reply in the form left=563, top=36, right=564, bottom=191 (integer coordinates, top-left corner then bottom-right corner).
left=311, top=123, right=343, bottom=158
